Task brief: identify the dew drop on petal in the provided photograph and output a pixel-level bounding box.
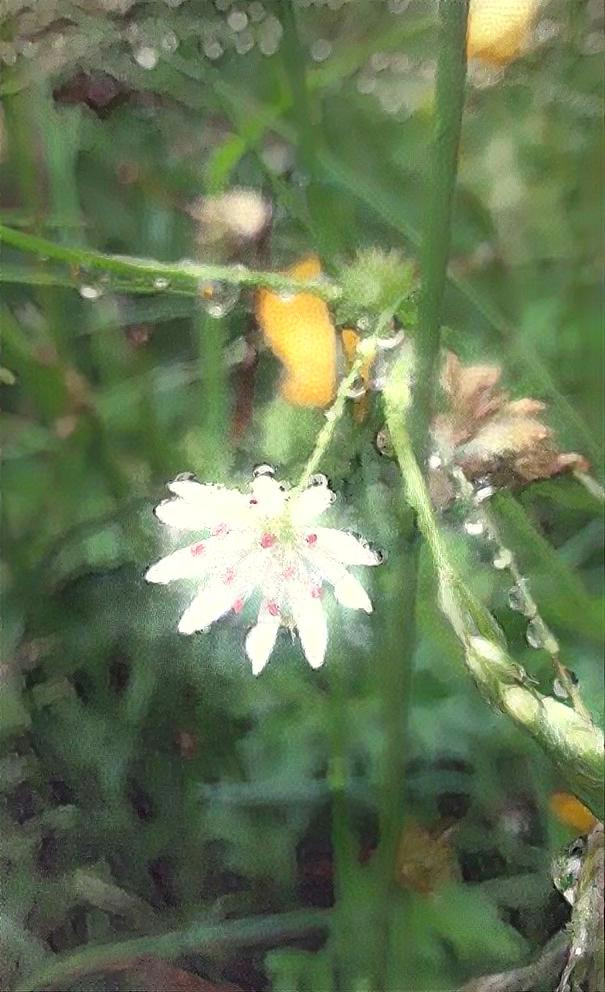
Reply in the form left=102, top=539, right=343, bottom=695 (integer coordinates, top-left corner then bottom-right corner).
left=428, top=452, right=443, bottom=470
left=493, top=547, right=513, bottom=570
left=153, top=276, right=170, bottom=289
left=252, top=463, right=275, bottom=478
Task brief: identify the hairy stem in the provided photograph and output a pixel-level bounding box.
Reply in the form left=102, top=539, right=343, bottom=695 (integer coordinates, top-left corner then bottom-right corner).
left=0, top=223, right=341, bottom=302
left=384, top=378, right=604, bottom=820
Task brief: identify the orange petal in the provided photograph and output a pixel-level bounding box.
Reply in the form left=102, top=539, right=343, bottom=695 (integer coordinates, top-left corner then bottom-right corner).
left=549, top=792, right=597, bottom=834
left=256, top=255, right=336, bottom=408
left=467, top=0, right=539, bottom=67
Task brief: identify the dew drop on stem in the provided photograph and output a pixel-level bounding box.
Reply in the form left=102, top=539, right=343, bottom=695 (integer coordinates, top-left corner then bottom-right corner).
left=525, top=618, right=545, bottom=649
left=463, top=515, right=485, bottom=537
left=507, top=580, right=533, bottom=615
left=79, top=284, right=103, bottom=300
left=493, top=547, right=513, bottom=570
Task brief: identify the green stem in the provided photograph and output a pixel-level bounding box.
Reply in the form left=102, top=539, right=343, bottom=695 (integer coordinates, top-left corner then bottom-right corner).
left=384, top=384, right=604, bottom=820
left=0, top=223, right=341, bottom=302
left=16, top=909, right=330, bottom=992
left=412, top=0, right=469, bottom=450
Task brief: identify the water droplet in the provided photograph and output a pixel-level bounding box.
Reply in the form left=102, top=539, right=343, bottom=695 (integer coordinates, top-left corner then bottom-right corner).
left=464, top=516, right=485, bottom=537
left=228, top=10, right=248, bottom=31
left=21, top=40, right=38, bottom=59
left=79, top=285, right=102, bottom=300
left=376, top=327, right=405, bottom=350
left=376, top=428, right=394, bottom=458
left=153, top=276, right=170, bottom=290
left=252, top=463, right=275, bottom=478
left=134, top=46, right=159, bottom=70
left=507, top=580, right=533, bottom=615
left=526, top=618, right=545, bottom=649
left=493, top=548, right=513, bottom=570
left=345, top=376, right=367, bottom=400
left=428, top=453, right=443, bottom=470
left=370, top=51, right=390, bottom=72
left=198, top=282, right=240, bottom=318
left=277, top=290, right=296, bottom=303
left=161, top=31, right=179, bottom=53
left=257, top=15, right=283, bottom=56
left=553, top=678, right=569, bottom=699
left=474, top=484, right=496, bottom=504
left=203, top=39, right=224, bottom=60
left=311, top=39, right=332, bottom=63
left=235, top=30, right=255, bottom=55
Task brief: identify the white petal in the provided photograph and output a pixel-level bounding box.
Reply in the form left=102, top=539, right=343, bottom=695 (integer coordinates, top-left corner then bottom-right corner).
left=289, top=485, right=335, bottom=526
left=333, top=572, right=373, bottom=613
left=145, top=544, right=208, bottom=584
left=289, top=591, right=328, bottom=669
left=250, top=475, right=287, bottom=515
left=245, top=615, right=281, bottom=675
left=145, top=532, right=252, bottom=585
left=311, top=527, right=381, bottom=566
left=178, top=581, right=238, bottom=635
left=154, top=498, right=209, bottom=531
left=166, top=480, right=250, bottom=528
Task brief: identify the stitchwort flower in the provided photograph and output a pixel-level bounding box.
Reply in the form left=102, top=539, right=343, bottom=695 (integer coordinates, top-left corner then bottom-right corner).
left=145, top=467, right=382, bottom=674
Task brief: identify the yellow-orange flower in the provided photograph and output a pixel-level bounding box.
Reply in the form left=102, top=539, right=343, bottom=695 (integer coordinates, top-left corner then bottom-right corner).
left=467, top=0, right=539, bottom=66
left=549, top=792, right=597, bottom=834
left=256, top=256, right=337, bottom=408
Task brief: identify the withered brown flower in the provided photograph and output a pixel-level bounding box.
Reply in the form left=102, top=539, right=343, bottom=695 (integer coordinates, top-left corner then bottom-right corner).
left=430, top=351, right=588, bottom=505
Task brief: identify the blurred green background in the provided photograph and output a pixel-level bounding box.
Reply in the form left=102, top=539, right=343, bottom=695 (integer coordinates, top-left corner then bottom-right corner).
left=1, top=1, right=603, bottom=990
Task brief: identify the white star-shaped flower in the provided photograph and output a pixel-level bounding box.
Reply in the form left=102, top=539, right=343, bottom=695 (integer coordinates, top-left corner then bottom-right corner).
left=145, top=467, right=382, bottom=674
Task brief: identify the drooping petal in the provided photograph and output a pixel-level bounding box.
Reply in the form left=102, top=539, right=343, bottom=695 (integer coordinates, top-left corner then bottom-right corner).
left=289, top=589, right=328, bottom=669
left=333, top=572, right=373, bottom=613
left=309, top=527, right=382, bottom=566
left=289, top=484, right=335, bottom=526
left=245, top=612, right=281, bottom=675
left=178, top=581, right=239, bottom=635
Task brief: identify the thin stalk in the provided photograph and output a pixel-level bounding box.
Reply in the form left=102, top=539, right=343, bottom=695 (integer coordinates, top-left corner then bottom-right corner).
left=375, top=5, right=469, bottom=987
left=0, top=223, right=341, bottom=302
left=411, top=0, right=469, bottom=451
left=16, top=909, right=330, bottom=992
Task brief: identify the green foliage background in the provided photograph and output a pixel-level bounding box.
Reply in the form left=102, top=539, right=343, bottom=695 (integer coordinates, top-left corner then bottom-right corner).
left=1, top=1, right=603, bottom=990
